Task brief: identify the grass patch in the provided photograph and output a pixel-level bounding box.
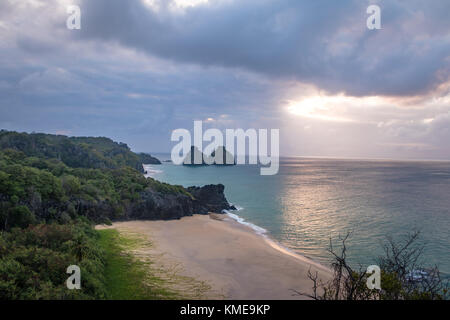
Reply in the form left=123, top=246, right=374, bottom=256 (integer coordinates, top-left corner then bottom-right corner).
left=97, top=228, right=179, bottom=300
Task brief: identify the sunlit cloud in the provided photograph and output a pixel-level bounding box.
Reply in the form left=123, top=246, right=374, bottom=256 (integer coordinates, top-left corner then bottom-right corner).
left=286, top=95, right=386, bottom=123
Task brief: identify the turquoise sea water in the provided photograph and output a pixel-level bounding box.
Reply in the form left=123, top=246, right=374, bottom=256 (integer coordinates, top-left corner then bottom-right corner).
left=147, top=155, right=450, bottom=275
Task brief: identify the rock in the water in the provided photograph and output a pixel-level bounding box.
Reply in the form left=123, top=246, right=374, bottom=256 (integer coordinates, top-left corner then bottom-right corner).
left=210, top=146, right=236, bottom=165
left=182, top=146, right=236, bottom=166
left=183, top=146, right=208, bottom=166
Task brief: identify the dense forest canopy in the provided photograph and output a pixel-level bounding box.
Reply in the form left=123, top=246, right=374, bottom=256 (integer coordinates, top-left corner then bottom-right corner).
left=0, top=130, right=161, bottom=172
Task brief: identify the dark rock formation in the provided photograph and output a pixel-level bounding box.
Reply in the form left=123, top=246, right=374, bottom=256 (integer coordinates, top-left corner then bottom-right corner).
left=182, top=146, right=208, bottom=166
left=187, top=184, right=234, bottom=213
left=210, top=146, right=236, bottom=165
left=131, top=190, right=196, bottom=220
left=128, top=184, right=233, bottom=220
left=182, top=146, right=235, bottom=166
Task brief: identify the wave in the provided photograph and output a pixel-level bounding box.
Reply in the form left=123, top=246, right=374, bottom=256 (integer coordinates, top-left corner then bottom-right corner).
left=223, top=210, right=267, bottom=236
left=143, top=165, right=163, bottom=178
left=223, top=209, right=330, bottom=272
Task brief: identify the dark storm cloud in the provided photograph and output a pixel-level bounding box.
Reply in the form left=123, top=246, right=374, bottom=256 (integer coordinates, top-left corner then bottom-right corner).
left=0, top=35, right=283, bottom=151
left=74, top=0, right=450, bottom=96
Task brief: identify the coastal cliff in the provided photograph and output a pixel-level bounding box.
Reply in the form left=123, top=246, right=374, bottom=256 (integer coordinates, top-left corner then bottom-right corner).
left=131, top=184, right=234, bottom=220
left=0, top=130, right=233, bottom=228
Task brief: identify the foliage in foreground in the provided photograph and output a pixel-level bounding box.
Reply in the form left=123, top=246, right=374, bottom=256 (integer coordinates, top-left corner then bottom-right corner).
left=295, top=231, right=449, bottom=300
left=0, top=219, right=107, bottom=299
left=0, top=130, right=198, bottom=299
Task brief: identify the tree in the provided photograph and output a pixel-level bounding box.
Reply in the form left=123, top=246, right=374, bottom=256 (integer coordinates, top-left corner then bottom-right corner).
left=7, top=205, right=36, bottom=229
left=293, top=231, right=449, bottom=300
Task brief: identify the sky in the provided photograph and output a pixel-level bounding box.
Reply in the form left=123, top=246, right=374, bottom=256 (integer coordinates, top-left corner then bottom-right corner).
left=1, top=0, right=450, bottom=159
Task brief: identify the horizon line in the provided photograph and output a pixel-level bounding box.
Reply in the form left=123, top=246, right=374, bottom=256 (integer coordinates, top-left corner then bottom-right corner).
left=143, top=152, right=450, bottom=163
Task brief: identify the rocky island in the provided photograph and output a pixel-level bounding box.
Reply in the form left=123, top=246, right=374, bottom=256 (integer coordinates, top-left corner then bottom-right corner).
left=183, top=146, right=236, bottom=166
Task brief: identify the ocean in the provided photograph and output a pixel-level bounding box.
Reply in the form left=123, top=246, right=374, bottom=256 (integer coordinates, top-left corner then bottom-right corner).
left=145, top=155, right=450, bottom=276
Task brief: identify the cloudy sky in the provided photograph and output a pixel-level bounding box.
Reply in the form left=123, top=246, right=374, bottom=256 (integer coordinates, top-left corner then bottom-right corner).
left=1, top=0, right=450, bottom=159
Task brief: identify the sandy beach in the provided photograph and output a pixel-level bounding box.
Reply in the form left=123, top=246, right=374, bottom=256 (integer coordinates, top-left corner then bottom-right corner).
left=99, top=214, right=332, bottom=300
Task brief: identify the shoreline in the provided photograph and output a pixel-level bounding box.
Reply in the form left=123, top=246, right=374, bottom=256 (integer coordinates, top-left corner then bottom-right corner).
left=224, top=211, right=331, bottom=274
left=98, top=214, right=332, bottom=300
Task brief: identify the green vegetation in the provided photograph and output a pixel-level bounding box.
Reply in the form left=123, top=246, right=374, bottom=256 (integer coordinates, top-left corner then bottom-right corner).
left=0, top=219, right=107, bottom=299
left=0, top=147, right=188, bottom=228
left=294, top=231, right=449, bottom=300
left=0, top=129, right=194, bottom=299
left=98, top=229, right=178, bottom=299
left=146, top=178, right=193, bottom=198
left=0, top=130, right=160, bottom=172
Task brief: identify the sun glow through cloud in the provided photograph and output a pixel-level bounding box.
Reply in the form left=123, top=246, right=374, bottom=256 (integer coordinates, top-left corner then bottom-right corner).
left=286, top=95, right=387, bottom=123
